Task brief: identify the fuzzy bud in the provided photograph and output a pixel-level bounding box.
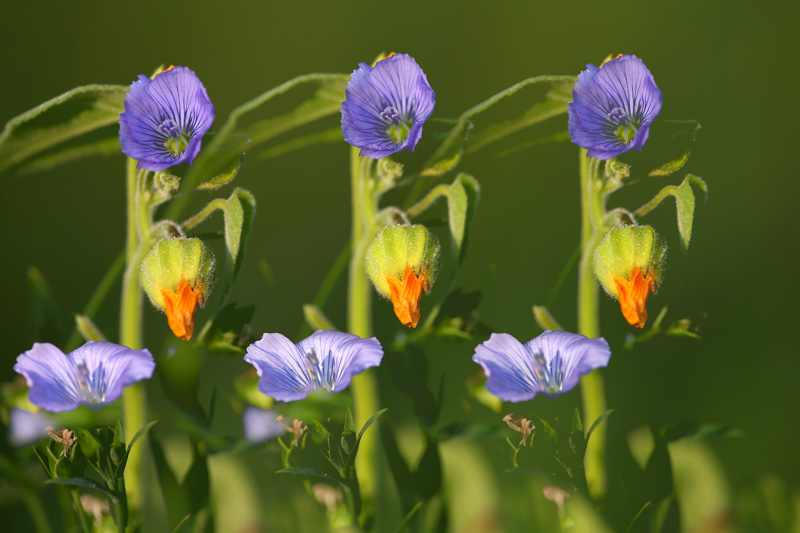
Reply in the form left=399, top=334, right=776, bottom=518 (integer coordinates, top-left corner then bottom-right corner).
left=366, top=224, right=440, bottom=328
left=593, top=225, right=666, bottom=328
left=140, top=238, right=215, bottom=340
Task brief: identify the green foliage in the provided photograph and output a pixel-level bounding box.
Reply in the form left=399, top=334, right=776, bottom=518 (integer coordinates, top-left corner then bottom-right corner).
left=635, top=174, right=708, bottom=251
left=0, top=84, right=127, bottom=176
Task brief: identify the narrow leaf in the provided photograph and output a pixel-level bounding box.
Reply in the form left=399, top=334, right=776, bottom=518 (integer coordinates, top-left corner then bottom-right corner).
left=194, top=133, right=250, bottom=191
left=75, top=314, right=107, bottom=342
left=646, top=120, right=701, bottom=177
left=115, top=420, right=158, bottom=478
left=0, top=84, right=128, bottom=176
left=446, top=173, right=480, bottom=265
left=276, top=467, right=350, bottom=491
left=357, top=408, right=389, bottom=442
left=46, top=477, right=120, bottom=503
left=586, top=409, right=614, bottom=444
left=635, top=174, right=708, bottom=250
left=302, top=304, right=338, bottom=331
left=661, top=423, right=744, bottom=442
left=532, top=305, right=564, bottom=331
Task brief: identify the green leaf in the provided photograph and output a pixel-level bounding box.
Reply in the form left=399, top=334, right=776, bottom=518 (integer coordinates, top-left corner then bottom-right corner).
left=446, top=174, right=480, bottom=266
left=420, top=75, right=575, bottom=177
left=276, top=467, right=350, bottom=492
left=645, top=120, right=701, bottom=177
left=0, top=84, right=128, bottom=176
left=635, top=174, right=708, bottom=250
left=532, top=305, right=564, bottom=332
left=357, top=408, right=389, bottom=443
left=661, top=423, right=744, bottom=442
left=26, top=266, right=61, bottom=345
left=115, top=420, right=158, bottom=478
left=75, top=314, right=107, bottom=342
left=193, top=133, right=250, bottom=191
left=46, top=477, right=120, bottom=503
left=302, top=304, right=338, bottom=331
left=586, top=409, right=614, bottom=444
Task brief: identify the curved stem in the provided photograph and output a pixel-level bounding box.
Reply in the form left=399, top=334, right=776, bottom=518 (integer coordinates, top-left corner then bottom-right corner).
left=578, top=150, right=608, bottom=499
left=347, top=147, right=380, bottom=515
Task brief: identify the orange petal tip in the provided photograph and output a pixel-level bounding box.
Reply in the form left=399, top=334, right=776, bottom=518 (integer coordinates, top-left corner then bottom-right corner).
left=385, top=266, right=429, bottom=328
left=159, top=278, right=204, bottom=340
left=612, top=266, right=656, bottom=328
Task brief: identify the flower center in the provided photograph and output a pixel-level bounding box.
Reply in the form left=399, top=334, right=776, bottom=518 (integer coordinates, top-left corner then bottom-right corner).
left=160, top=119, right=189, bottom=156
left=607, top=107, right=638, bottom=144
left=381, top=106, right=412, bottom=144
left=304, top=351, right=335, bottom=392
left=532, top=351, right=563, bottom=394
left=74, top=360, right=106, bottom=404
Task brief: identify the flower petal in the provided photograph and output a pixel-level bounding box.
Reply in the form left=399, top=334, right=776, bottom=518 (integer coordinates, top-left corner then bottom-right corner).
left=242, top=407, right=286, bottom=444
left=472, top=333, right=539, bottom=402
left=525, top=331, right=611, bottom=394
left=244, top=333, right=313, bottom=402
left=296, top=330, right=383, bottom=393
left=14, top=343, right=83, bottom=412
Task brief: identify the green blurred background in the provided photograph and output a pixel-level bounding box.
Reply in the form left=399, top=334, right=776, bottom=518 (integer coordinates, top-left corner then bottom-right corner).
left=1, top=1, right=798, bottom=531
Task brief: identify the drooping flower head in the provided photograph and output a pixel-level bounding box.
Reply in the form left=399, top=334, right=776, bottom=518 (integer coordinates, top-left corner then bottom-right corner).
left=472, top=331, right=611, bottom=402
left=119, top=66, right=215, bottom=171
left=140, top=237, right=215, bottom=341
left=341, top=53, right=436, bottom=159
left=366, top=224, right=440, bottom=328
left=568, top=54, right=662, bottom=160
left=14, top=341, right=155, bottom=413
left=593, top=225, right=667, bottom=328
left=244, top=330, right=384, bottom=402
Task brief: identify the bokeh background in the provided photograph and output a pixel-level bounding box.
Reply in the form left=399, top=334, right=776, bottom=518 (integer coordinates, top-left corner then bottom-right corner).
left=1, top=1, right=798, bottom=531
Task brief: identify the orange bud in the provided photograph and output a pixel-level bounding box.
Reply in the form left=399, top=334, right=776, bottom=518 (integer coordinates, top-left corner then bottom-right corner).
left=612, top=266, right=656, bottom=328
left=159, top=279, right=205, bottom=340
left=385, top=266, right=429, bottom=328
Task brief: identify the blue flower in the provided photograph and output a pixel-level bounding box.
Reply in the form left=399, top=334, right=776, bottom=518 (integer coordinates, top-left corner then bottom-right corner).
left=340, top=53, right=436, bottom=159
left=8, top=408, right=52, bottom=447
left=14, top=341, right=155, bottom=412
left=568, top=54, right=662, bottom=160
left=243, top=330, right=384, bottom=402
left=119, top=66, right=215, bottom=171
left=472, top=330, right=611, bottom=402
left=241, top=407, right=287, bottom=444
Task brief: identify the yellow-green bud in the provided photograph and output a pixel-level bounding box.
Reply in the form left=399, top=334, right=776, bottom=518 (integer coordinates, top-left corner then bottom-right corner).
left=140, top=238, right=215, bottom=340
left=366, top=224, right=440, bottom=328
left=593, top=225, right=666, bottom=328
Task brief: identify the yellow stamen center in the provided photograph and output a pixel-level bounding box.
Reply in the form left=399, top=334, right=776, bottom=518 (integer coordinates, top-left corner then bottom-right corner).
left=159, top=278, right=204, bottom=340
left=385, top=266, right=429, bottom=328
left=612, top=266, right=655, bottom=328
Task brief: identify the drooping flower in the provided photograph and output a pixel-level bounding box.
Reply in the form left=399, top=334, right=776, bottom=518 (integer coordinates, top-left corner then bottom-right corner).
left=568, top=54, right=662, bottom=159
left=119, top=66, right=215, bottom=171
left=340, top=53, right=436, bottom=159
left=593, top=225, right=666, bottom=328
left=140, top=237, right=215, bottom=341
left=241, top=407, right=287, bottom=444
left=14, top=341, right=155, bottom=413
left=243, top=330, right=383, bottom=402
left=366, top=224, right=440, bottom=328
left=472, top=331, right=611, bottom=402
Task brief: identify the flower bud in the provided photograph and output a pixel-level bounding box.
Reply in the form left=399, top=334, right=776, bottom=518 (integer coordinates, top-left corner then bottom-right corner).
left=140, top=238, right=215, bottom=340
left=593, top=225, right=666, bottom=328
left=366, top=225, right=440, bottom=328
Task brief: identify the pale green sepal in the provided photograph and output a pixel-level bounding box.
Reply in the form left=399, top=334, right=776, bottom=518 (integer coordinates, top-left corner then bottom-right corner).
left=635, top=174, right=708, bottom=251
left=0, top=84, right=127, bottom=176
left=140, top=238, right=215, bottom=310
left=593, top=225, right=666, bottom=298
left=366, top=224, right=440, bottom=298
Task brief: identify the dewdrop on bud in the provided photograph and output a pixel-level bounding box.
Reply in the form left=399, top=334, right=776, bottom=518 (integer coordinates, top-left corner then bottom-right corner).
left=140, top=238, right=215, bottom=340
left=366, top=224, right=440, bottom=328
left=593, top=225, right=666, bottom=328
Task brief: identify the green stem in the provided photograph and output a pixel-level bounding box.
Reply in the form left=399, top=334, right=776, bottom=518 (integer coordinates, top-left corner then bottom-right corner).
left=347, top=146, right=380, bottom=513
left=577, top=150, right=608, bottom=499
left=120, top=158, right=153, bottom=511
left=70, top=489, right=91, bottom=533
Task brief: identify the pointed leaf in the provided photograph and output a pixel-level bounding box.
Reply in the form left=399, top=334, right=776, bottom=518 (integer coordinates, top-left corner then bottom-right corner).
left=661, top=423, right=743, bottom=442
left=646, top=120, right=702, bottom=177
left=420, top=75, right=575, bottom=176
left=532, top=305, right=564, bottom=332
left=46, top=477, right=120, bottom=503
left=586, top=409, right=614, bottom=444
left=0, top=84, right=127, bottom=176
left=75, top=314, right=107, bottom=342
left=302, top=304, right=338, bottom=331
left=446, top=174, right=480, bottom=265
left=635, top=174, right=708, bottom=250
left=276, top=467, right=350, bottom=492
left=115, top=420, right=158, bottom=478
left=194, top=133, right=250, bottom=191
left=357, top=408, right=389, bottom=443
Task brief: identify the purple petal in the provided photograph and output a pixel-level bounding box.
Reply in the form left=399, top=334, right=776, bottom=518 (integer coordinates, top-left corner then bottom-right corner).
left=242, top=407, right=286, bottom=444
left=14, top=341, right=154, bottom=412
left=472, top=333, right=539, bottom=402
left=524, top=331, right=611, bottom=395
left=568, top=55, right=662, bottom=159
left=8, top=408, right=52, bottom=447
left=340, top=54, right=435, bottom=159
left=244, top=333, right=313, bottom=402
left=296, top=330, right=383, bottom=393
left=119, top=66, right=214, bottom=171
